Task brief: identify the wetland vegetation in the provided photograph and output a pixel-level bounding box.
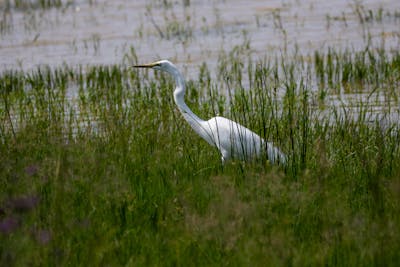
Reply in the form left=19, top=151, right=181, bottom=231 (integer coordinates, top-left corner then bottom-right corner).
left=1, top=45, right=400, bottom=266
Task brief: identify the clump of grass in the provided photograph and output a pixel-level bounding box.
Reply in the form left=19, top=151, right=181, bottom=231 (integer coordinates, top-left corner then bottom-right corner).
left=1, top=44, right=400, bottom=266
left=314, top=47, right=400, bottom=93
left=145, top=2, right=194, bottom=42
left=6, top=0, right=63, bottom=10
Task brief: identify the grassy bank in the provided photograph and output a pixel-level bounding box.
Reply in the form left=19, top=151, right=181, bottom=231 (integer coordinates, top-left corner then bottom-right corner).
left=1, top=46, right=400, bottom=266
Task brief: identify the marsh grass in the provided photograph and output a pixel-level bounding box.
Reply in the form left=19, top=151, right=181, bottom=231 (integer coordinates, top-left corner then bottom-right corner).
left=1, top=46, right=400, bottom=266
left=8, top=0, right=62, bottom=10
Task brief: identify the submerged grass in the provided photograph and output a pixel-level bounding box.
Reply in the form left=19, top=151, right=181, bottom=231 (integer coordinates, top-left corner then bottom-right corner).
left=1, top=46, right=400, bottom=266
left=5, top=0, right=63, bottom=10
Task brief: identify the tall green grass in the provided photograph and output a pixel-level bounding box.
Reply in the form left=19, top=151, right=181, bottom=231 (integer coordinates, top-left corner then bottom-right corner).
left=1, top=46, right=400, bottom=266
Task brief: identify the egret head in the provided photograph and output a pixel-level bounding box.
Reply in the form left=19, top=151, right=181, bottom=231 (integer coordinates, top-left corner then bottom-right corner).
left=133, top=60, right=175, bottom=72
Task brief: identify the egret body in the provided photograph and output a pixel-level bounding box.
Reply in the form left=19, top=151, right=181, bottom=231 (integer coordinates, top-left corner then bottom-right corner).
left=134, top=60, right=286, bottom=164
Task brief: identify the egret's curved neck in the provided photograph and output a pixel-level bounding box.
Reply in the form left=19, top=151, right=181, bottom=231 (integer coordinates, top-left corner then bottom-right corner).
left=168, top=67, right=203, bottom=123
left=163, top=66, right=217, bottom=145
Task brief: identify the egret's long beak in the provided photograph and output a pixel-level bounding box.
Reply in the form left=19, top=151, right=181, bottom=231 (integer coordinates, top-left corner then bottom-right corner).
left=133, top=62, right=159, bottom=68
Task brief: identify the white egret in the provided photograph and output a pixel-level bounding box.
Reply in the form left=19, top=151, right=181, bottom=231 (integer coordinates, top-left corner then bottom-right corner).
left=134, top=60, right=286, bottom=164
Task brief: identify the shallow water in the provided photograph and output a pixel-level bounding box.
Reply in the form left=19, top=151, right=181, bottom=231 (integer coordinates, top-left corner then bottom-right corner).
left=1, top=0, right=399, bottom=74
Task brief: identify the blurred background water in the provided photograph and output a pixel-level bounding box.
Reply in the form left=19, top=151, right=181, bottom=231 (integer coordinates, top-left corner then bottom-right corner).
left=1, top=0, right=399, bottom=77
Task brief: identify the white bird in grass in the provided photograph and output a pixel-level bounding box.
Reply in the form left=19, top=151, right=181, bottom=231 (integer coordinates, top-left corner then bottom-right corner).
left=134, top=60, right=286, bottom=164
